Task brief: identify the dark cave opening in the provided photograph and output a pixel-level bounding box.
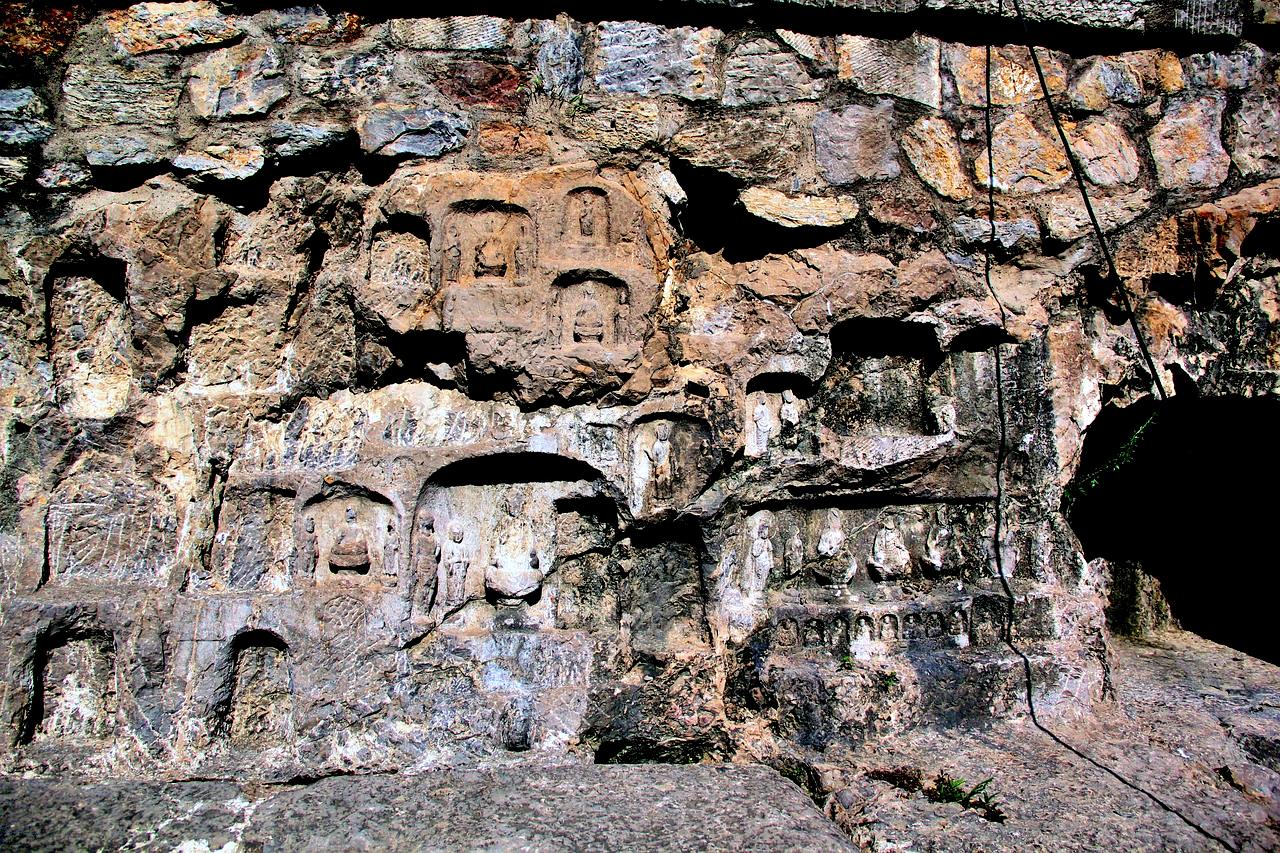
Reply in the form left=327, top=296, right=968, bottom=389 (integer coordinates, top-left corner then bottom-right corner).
left=1067, top=393, right=1280, bottom=664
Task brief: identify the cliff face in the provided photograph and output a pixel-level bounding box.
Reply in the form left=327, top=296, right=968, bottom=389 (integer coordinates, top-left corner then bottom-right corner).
left=0, top=1, right=1275, bottom=785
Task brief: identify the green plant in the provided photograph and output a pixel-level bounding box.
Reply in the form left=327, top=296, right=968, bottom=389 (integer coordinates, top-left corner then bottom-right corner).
left=838, top=653, right=855, bottom=670
left=518, top=73, right=587, bottom=116
left=927, top=775, right=1007, bottom=823
left=876, top=669, right=899, bottom=690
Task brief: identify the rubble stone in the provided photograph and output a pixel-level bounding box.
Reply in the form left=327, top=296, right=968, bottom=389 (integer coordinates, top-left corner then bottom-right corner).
left=1231, top=90, right=1280, bottom=177
left=104, top=1, right=241, bottom=55
left=389, top=16, right=511, bottom=50
left=594, top=22, right=722, bottom=100
left=948, top=44, right=1067, bottom=106
left=975, top=112, right=1071, bottom=194
left=837, top=34, right=942, bottom=109
left=1148, top=95, right=1230, bottom=190
left=356, top=105, right=471, bottom=157
left=0, top=89, right=51, bottom=146
left=739, top=187, right=860, bottom=227
left=724, top=38, right=820, bottom=106
left=187, top=44, right=289, bottom=119
left=1070, top=119, right=1141, bottom=187
left=902, top=116, right=971, bottom=200
left=814, top=101, right=900, bottom=185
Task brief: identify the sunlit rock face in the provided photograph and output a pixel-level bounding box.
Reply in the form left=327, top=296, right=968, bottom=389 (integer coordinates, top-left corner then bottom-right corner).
left=0, top=0, right=1276, bottom=784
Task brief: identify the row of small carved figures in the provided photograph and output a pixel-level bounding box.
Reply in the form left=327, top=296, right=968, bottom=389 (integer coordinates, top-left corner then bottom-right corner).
left=773, top=604, right=981, bottom=650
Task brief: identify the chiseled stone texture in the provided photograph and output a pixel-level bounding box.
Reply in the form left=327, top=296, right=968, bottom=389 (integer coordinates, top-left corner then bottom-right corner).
left=593, top=21, right=722, bottom=100
left=1148, top=95, right=1231, bottom=190
left=1232, top=89, right=1280, bottom=177
left=948, top=45, right=1067, bottom=106
left=837, top=34, right=942, bottom=109
left=723, top=38, right=820, bottom=106
left=814, top=101, right=900, bottom=185
left=976, top=112, right=1071, bottom=194
left=388, top=16, right=511, bottom=50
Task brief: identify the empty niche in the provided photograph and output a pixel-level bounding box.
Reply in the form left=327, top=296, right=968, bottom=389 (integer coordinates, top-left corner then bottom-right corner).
left=553, top=273, right=627, bottom=350
left=628, top=415, right=712, bottom=515
left=302, top=491, right=398, bottom=587
left=415, top=453, right=607, bottom=610
left=367, top=214, right=435, bottom=330
left=441, top=202, right=534, bottom=286
left=23, top=632, right=118, bottom=745
left=47, top=262, right=133, bottom=420
left=562, top=187, right=611, bottom=246
left=215, top=630, right=293, bottom=749
left=206, top=488, right=296, bottom=592
left=818, top=319, right=950, bottom=437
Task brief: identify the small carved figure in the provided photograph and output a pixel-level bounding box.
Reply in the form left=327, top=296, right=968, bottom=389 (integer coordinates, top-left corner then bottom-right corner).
left=779, top=389, right=801, bottom=427
left=486, top=493, right=544, bottom=606
left=816, top=509, right=845, bottom=559
left=436, top=521, right=470, bottom=608
left=444, top=224, right=462, bottom=283
left=475, top=236, right=508, bottom=278
left=922, top=525, right=947, bottom=575
left=573, top=299, right=606, bottom=344
left=646, top=424, right=675, bottom=504
left=784, top=526, right=804, bottom=578
left=902, top=613, right=921, bottom=640
left=854, top=614, right=875, bottom=643
left=412, top=514, right=437, bottom=614
left=749, top=394, right=772, bottom=457
left=867, top=517, right=911, bottom=581
left=947, top=608, right=968, bottom=637
left=747, top=517, right=775, bottom=598
left=880, top=613, right=900, bottom=640
left=329, top=507, right=371, bottom=574
left=298, top=516, right=318, bottom=582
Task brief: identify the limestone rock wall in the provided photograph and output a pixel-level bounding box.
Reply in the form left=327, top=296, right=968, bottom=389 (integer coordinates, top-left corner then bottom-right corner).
left=0, top=1, right=1276, bottom=780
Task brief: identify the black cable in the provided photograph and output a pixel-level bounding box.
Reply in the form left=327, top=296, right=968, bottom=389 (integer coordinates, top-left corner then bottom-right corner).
left=981, top=12, right=1236, bottom=850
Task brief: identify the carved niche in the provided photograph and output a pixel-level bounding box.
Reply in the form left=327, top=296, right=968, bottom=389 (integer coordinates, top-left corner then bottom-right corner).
left=24, top=633, right=118, bottom=745
left=301, top=493, right=398, bottom=587
left=627, top=416, right=713, bottom=517
left=204, top=488, right=296, bottom=592
left=554, top=276, right=627, bottom=349
left=441, top=203, right=534, bottom=287
left=561, top=187, right=611, bottom=247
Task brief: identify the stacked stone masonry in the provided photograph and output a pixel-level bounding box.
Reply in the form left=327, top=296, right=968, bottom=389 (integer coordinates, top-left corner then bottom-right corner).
left=0, top=0, right=1277, bottom=795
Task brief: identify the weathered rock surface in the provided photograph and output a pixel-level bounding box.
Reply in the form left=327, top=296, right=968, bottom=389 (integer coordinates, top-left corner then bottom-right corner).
left=0, top=2, right=1278, bottom=849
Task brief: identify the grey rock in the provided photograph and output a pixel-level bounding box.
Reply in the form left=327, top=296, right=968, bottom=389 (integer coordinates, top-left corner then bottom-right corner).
left=594, top=21, right=722, bottom=100
left=533, top=18, right=584, bottom=98
left=357, top=106, right=471, bottom=157
left=1149, top=94, right=1230, bottom=190
left=952, top=216, right=1041, bottom=250
left=723, top=38, right=820, bottom=107
left=814, top=100, right=901, bottom=185
left=84, top=135, right=164, bottom=168
left=0, top=156, right=25, bottom=190
left=267, top=121, right=350, bottom=159
left=0, top=89, right=52, bottom=146
left=1232, top=90, right=1280, bottom=177
left=37, top=162, right=92, bottom=190
left=172, top=145, right=266, bottom=180
left=1184, top=43, right=1265, bottom=89
left=297, top=50, right=396, bottom=106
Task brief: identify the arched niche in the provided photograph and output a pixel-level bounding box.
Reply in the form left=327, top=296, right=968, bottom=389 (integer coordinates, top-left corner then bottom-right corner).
left=412, top=453, right=610, bottom=610
left=21, top=628, right=118, bottom=746
left=743, top=372, right=813, bottom=458
left=561, top=186, right=611, bottom=246
left=300, top=486, right=398, bottom=588
left=213, top=629, right=293, bottom=749
left=551, top=271, right=630, bottom=350
left=626, top=412, right=713, bottom=516
left=441, top=200, right=534, bottom=286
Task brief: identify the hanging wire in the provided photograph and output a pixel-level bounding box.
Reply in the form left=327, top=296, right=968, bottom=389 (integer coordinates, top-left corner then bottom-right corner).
left=982, top=5, right=1235, bottom=848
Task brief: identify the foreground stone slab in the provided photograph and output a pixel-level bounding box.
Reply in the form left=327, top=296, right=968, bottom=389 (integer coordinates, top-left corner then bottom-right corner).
left=0, top=764, right=853, bottom=852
